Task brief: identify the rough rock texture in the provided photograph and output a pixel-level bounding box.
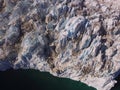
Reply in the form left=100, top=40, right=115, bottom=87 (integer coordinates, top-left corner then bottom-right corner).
left=0, top=0, right=120, bottom=90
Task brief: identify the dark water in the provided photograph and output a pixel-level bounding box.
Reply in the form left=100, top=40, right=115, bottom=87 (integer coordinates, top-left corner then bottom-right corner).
left=0, top=69, right=119, bottom=90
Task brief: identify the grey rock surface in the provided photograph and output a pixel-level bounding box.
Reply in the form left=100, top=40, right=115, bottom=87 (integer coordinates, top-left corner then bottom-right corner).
left=0, top=0, right=120, bottom=90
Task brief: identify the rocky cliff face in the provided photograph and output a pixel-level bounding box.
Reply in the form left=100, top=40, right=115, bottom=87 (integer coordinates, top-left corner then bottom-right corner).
left=0, top=0, right=120, bottom=90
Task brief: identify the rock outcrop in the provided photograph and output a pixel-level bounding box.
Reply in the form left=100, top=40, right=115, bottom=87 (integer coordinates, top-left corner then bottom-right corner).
left=0, top=0, right=120, bottom=90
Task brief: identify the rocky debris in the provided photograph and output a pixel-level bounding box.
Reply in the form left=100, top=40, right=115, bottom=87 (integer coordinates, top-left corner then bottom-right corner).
left=0, top=0, right=120, bottom=90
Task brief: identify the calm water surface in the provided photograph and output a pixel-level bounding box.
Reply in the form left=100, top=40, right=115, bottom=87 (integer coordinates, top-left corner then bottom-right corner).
left=0, top=69, right=120, bottom=90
